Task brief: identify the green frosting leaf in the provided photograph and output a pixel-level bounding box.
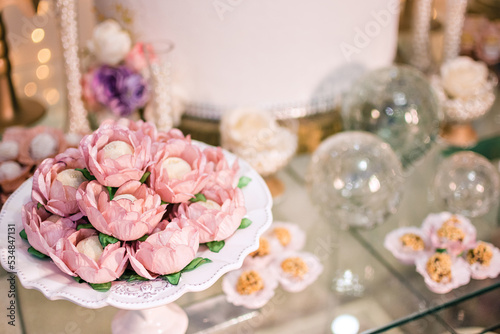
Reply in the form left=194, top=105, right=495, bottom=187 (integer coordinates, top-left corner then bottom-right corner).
left=238, top=218, right=252, bottom=229
left=162, top=272, right=181, bottom=285
left=139, top=171, right=151, bottom=184
left=76, top=223, right=94, bottom=231
left=75, top=168, right=96, bottom=181
left=106, top=186, right=118, bottom=200
left=119, top=270, right=150, bottom=282
left=205, top=240, right=225, bottom=253
left=73, top=276, right=84, bottom=284
left=89, top=282, right=112, bottom=292
left=19, top=229, right=28, bottom=240
left=28, top=247, right=48, bottom=259
left=98, top=233, right=120, bottom=248
left=137, top=235, right=149, bottom=242
left=189, top=193, right=207, bottom=203
left=37, top=202, right=44, bottom=210
left=182, top=257, right=212, bottom=272
left=237, top=176, right=252, bottom=189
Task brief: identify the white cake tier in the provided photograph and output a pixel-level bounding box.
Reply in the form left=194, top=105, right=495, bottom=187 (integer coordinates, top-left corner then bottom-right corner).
left=95, top=0, right=400, bottom=115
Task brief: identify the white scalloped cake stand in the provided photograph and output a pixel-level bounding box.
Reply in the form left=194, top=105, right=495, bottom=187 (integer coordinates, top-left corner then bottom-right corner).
left=0, top=148, right=273, bottom=334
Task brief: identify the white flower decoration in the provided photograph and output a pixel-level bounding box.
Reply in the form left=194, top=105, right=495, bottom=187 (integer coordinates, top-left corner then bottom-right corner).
left=88, top=19, right=132, bottom=66
left=440, top=56, right=489, bottom=99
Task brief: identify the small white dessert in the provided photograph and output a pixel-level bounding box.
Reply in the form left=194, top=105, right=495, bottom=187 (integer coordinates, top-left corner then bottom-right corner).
left=102, top=141, right=134, bottom=160
left=162, top=157, right=192, bottom=180
left=0, top=141, right=19, bottom=161
left=30, top=133, right=58, bottom=160
left=113, top=194, right=137, bottom=202
left=0, top=161, right=23, bottom=181
left=76, top=235, right=104, bottom=262
left=198, top=199, right=221, bottom=211
left=56, top=169, right=86, bottom=189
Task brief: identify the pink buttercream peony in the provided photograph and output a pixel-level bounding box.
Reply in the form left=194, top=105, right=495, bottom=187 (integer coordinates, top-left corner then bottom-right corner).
left=156, top=128, right=190, bottom=144
left=79, top=123, right=152, bottom=187
left=21, top=201, right=77, bottom=256
left=101, top=118, right=158, bottom=141
left=127, top=218, right=199, bottom=278
left=77, top=180, right=166, bottom=241
left=50, top=229, right=128, bottom=284
left=149, top=139, right=210, bottom=203
left=203, top=146, right=239, bottom=189
left=178, top=184, right=246, bottom=243
left=421, top=212, right=477, bottom=256
left=32, top=148, right=86, bottom=218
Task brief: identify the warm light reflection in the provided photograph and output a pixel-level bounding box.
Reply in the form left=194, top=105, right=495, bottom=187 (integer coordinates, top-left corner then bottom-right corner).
left=331, top=314, right=360, bottom=334
left=43, top=88, right=60, bottom=105
left=31, top=28, right=45, bottom=43
left=37, top=1, right=50, bottom=15
left=24, top=82, right=37, bottom=97
left=36, top=65, right=50, bottom=80
left=37, top=49, right=51, bottom=63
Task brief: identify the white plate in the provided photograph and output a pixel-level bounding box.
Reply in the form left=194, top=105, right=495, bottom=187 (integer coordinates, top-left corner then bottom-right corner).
left=0, top=145, right=272, bottom=310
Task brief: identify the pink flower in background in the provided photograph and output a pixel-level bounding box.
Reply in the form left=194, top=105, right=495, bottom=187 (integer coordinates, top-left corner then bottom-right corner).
left=149, top=139, right=210, bottom=203
left=127, top=218, right=199, bottom=278
left=79, top=123, right=152, bottom=187
left=32, top=148, right=86, bottom=218
left=156, top=128, right=189, bottom=144
left=21, top=201, right=77, bottom=256
left=101, top=118, right=159, bottom=142
left=125, top=42, right=156, bottom=72
left=203, top=147, right=239, bottom=189
left=77, top=180, right=166, bottom=241
left=50, top=229, right=128, bottom=284
left=81, top=68, right=100, bottom=111
left=178, top=184, right=246, bottom=242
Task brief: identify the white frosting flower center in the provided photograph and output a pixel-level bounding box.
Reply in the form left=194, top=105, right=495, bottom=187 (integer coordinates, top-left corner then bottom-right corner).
left=0, top=161, right=23, bottom=181
left=46, top=215, right=61, bottom=223
left=30, top=133, right=58, bottom=160
left=162, top=157, right=192, bottom=180
left=113, top=194, right=137, bottom=202
left=76, top=235, right=104, bottom=262
left=56, top=169, right=86, bottom=189
left=102, top=140, right=134, bottom=160
left=198, top=199, right=221, bottom=211
left=0, top=141, right=19, bottom=161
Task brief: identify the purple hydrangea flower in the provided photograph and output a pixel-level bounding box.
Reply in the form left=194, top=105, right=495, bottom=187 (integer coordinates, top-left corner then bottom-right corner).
left=92, top=65, right=149, bottom=117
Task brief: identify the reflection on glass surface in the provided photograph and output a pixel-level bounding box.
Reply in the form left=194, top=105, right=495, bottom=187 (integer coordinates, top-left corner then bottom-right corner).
left=331, top=314, right=360, bottom=334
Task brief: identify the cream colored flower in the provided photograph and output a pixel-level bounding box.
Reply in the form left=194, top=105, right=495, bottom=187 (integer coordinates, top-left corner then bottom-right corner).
left=88, top=20, right=131, bottom=66
left=440, top=57, right=488, bottom=99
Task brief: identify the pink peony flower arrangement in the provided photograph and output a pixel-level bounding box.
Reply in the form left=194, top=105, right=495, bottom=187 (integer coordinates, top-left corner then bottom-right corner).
left=385, top=212, right=500, bottom=294
left=20, top=119, right=253, bottom=291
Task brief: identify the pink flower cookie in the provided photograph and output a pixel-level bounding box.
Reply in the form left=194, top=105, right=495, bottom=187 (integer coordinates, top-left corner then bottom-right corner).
left=465, top=241, right=500, bottom=280
left=178, top=184, right=246, bottom=243
left=50, top=229, right=128, bottom=284
left=415, top=252, right=471, bottom=294
left=421, top=212, right=476, bottom=256
left=264, top=222, right=306, bottom=253
left=149, top=139, right=210, bottom=203
left=127, top=218, right=199, bottom=278
left=79, top=123, right=152, bottom=187
left=203, top=146, right=240, bottom=189
left=32, top=148, right=86, bottom=218
left=384, top=226, right=432, bottom=265
left=21, top=201, right=77, bottom=256
left=222, top=265, right=278, bottom=309
left=77, top=180, right=166, bottom=241
left=272, top=251, right=323, bottom=293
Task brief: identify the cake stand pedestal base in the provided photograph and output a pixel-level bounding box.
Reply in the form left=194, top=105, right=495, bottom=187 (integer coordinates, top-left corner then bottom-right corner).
left=111, top=303, right=188, bottom=334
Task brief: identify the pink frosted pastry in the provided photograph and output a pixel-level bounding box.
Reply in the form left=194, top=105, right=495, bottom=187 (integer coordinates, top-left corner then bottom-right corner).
left=384, top=226, right=431, bottom=265
left=421, top=212, right=476, bottom=256
left=222, top=265, right=278, bottom=309
left=415, top=252, right=471, bottom=294
left=272, top=251, right=323, bottom=293
left=465, top=241, right=500, bottom=280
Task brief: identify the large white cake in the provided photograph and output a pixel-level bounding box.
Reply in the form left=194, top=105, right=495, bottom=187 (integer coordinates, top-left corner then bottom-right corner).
left=94, top=0, right=400, bottom=117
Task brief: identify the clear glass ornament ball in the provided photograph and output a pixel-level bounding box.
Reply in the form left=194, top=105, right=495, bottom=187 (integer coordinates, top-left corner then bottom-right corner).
left=307, top=131, right=404, bottom=229
left=342, top=65, right=441, bottom=169
left=433, top=151, right=500, bottom=217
